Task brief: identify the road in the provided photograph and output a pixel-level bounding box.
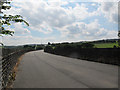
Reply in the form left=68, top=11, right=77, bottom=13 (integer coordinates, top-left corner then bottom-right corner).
left=13, top=50, right=118, bottom=88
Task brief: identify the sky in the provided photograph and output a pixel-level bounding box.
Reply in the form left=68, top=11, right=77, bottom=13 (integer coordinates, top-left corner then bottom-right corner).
left=1, top=0, right=119, bottom=46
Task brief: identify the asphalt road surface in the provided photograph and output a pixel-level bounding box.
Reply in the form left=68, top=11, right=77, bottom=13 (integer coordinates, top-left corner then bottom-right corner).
left=13, top=50, right=118, bottom=88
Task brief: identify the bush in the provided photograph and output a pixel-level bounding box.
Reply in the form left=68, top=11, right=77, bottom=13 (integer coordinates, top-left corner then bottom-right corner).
left=81, top=43, right=94, bottom=48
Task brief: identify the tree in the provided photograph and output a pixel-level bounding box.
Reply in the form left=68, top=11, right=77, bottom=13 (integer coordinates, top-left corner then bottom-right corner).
left=113, top=45, right=117, bottom=48
left=81, top=43, right=94, bottom=48
left=0, top=0, right=29, bottom=36
left=48, top=42, right=51, bottom=45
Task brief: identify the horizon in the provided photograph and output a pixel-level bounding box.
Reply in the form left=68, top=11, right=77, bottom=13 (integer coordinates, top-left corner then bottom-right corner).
left=3, top=38, right=118, bottom=46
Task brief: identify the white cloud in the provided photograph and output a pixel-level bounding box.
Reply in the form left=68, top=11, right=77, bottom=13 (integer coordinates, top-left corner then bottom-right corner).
left=98, top=2, right=118, bottom=23
left=14, top=1, right=98, bottom=35
left=91, top=3, right=96, bottom=6
left=30, top=22, right=53, bottom=34
left=2, top=35, right=56, bottom=46
left=58, top=19, right=118, bottom=40
left=11, top=0, right=120, bottom=2
left=47, top=0, right=68, bottom=7
left=12, top=23, right=31, bottom=35
left=4, top=23, right=31, bottom=35
left=72, top=3, right=94, bottom=20
left=2, top=1, right=118, bottom=45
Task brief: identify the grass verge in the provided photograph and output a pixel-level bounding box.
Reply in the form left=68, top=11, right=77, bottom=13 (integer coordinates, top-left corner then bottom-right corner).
left=94, top=42, right=118, bottom=48
left=6, top=54, right=24, bottom=88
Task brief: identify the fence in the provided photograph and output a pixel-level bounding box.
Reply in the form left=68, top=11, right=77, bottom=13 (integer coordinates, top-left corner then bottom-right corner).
left=0, top=48, right=34, bottom=88
left=0, top=48, right=2, bottom=89
left=44, top=48, right=119, bottom=66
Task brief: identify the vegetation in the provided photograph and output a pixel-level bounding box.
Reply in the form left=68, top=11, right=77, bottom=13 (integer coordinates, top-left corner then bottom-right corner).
left=44, top=39, right=119, bottom=65
left=94, top=42, right=118, bottom=48
left=23, top=44, right=44, bottom=50
left=0, top=0, right=29, bottom=36
left=45, top=39, right=119, bottom=51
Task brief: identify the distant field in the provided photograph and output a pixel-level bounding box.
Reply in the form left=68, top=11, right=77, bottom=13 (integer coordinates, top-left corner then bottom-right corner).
left=94, top=42, right=118, bottom=48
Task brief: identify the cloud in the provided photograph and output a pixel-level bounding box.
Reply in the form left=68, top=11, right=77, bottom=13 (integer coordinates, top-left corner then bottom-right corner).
left=91, top=3, right=96, bottom=6
left=12, top=23, right=31, bottom=35
left=98, top=2, right=118, bottom=23
left=11, top=0, right=120, bottom=2
left=2, top=35, right=56, bottom=46
left=1, top=1, right=118, bottom=45
left=58, top=19, right=118, bottom=40
left=4, top=23, right=31, bottom=35
left=13, top=1, right=99, bottom=34
left=30, top=22, right=53, bottom=34
left=70, top=3, right=97, bottom=20
left=47, top=0, right=69, bottom=7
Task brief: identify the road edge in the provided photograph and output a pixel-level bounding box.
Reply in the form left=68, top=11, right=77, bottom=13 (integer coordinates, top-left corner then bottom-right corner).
left=6, top=54, right=24, bottom=88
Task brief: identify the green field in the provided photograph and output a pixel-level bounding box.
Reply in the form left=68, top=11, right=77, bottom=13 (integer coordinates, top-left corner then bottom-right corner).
left=94, top=42, right=118, bottom=48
